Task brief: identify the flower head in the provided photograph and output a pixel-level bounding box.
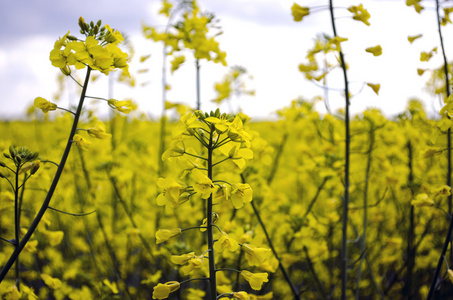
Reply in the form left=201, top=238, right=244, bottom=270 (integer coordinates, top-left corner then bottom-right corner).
left=152, top=281, right=180, bottom=299
left=87, top=121, right=111, bottom=139
left=411, top=193, right=434, bottom=207
left=231, top=183, right=253, bottom=209
left=240, top=270, right=269, bottom=290
left=155, top=228, right=182, bottom=244
left=34, top=97, right=57, bottom=113
left=242, top=243, right=271, bottom=266
left=214, top=231, right=239, bottom=252
left=73, top=134, right=91, bottom=151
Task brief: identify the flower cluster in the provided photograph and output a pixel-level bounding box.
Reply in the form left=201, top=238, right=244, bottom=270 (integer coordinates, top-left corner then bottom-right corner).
left=50, top=17, right=130, bottom=77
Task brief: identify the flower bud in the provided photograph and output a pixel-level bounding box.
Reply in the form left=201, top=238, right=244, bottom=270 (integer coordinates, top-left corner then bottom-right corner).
left=60, top=65, right=71, bottom=76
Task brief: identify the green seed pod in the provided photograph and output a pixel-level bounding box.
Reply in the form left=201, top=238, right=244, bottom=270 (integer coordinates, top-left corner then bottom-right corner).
left=30, top=161, right=40, bottom=175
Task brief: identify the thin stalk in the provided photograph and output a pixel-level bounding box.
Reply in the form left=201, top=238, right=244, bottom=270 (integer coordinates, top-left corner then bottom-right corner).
left=14, top=166, right=20, bottom=289
left=267, top=133, right=288, bottom=185
left=207, top=124, right=217, bottom=299
left=158, top=44, right=168, bottom=178
left=0, top=67, right=92, bottom=283
left=426, top=2, right=453, bottom=286
left=328, top=1, right=351, bottom=299
left=436, top=0, right=453, bottom=262
left=251, top=199, right=300, bottom=299
left=196, top=59, right=201, bottom=110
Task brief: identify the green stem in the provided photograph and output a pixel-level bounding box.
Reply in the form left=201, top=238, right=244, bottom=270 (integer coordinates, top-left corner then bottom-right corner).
left=427, top=3, right=453, bottom=286
left=14, top=166, right=20, bottom=290
left=196, top=59, right=201, bottom=110
left=207, top=124, right=217, bottom=299
left=251, top=199, right=300, bottom=299
left=329, top=1, right=351, bottom=299
left=0, top=67, right=92, bottom=283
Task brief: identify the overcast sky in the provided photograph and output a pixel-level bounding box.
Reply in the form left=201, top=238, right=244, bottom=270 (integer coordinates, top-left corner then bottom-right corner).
left=0, top=0, right=452, bottom=121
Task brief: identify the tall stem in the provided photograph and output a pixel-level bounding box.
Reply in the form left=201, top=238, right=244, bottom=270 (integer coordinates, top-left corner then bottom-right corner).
left=427, top=1, right=452, bottom=298
left=196, top=59, right=201, bottom=110
left=0, top=67, right=92, bottom=283
left=328, top=1, right=350, bottom=299
left=14, top=166, right=20, bottom=289
left=207, top=124, right=216, bottom=299
left=436, top=0, right=453, bottom=260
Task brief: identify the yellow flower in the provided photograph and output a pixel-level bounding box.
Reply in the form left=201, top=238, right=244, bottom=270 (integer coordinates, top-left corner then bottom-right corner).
left=240, top=270, right=269, bottom=290
left=191, top=169, right=214, bottom=199
left=34, top=97, right=57, bottom=113
left=87, top=121, right=111, bottom=139
left=156, top=177, right=186, bottom=208
left=291, top=3, right=310, bottom=22
left=170, top=55, right=185, bottom=73
left=366, top=83, right=380, bottom=95
left=104, top=24, right=124, bottom=44
left=72, top=134, right=91, bottom=151
left=152, top=281, right=180, bottom=299
left=231, top=183, right=253, bottom=209
left=214, top=231, right=239, bottom=252
left=41, top=273, right=62, bottom=289
left=108, top=99, right=134, bottom=114
left=411, top=193, right=434, bottom=207
left=242, top=243, right=271, bottom=266
left=155, top=228, right=182, bottom=244
left=181, top=255, right=204, bottom=275
left=43, top=230, right=64, bottom=246
left=232, top=292, right=250, bottom=300
left=103, top=279, right=119, bottom=294
left=348, top=4, right=370, bottom=26
left=171, top=252, right=195, bottom=264
left=431, top=185, right=451, bottom=196
left=420, top=47, right=437, bottom=62
left=408, top=34, right=422, bottom=43
left=365, top=45, right=382, bottom=56
left=249, top=292, right=273, bottom=300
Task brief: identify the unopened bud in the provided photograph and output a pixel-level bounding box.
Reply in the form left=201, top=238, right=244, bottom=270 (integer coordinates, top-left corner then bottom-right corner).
left=60, top=65, right=71, bottom=76
left=67, top=35, right=78, bottom=41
